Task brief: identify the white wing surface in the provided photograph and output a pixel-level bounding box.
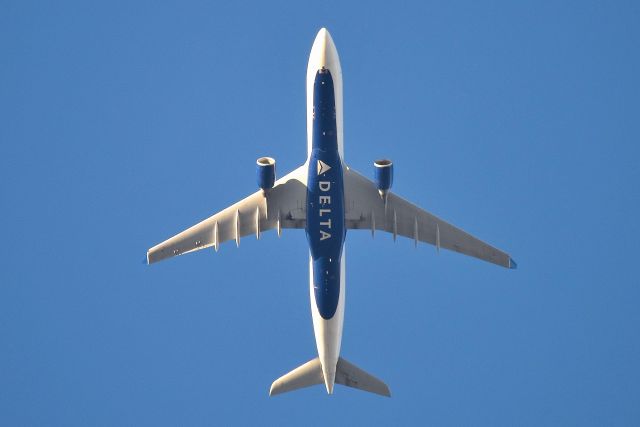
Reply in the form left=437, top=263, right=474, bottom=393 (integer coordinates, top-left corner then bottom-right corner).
left=344, top=167, right=515, bottom=269
left=147, top=165, right=308, bottom=264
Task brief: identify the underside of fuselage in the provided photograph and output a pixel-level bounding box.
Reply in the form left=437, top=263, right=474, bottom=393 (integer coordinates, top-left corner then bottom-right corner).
left=306, top=69, right=345, bottom=320
left=305, top=29, right=346, bottom=394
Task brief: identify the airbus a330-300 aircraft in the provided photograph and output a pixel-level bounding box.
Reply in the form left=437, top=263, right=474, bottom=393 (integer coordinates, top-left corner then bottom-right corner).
left=147, top=28, right=516, bottom=397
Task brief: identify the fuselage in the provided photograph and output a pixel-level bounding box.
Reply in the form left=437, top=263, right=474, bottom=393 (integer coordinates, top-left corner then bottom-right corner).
left=304, top=29, right=345, bottom=394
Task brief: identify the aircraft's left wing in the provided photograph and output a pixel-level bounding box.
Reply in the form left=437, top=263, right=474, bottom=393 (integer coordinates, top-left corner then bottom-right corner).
left=344, top=166, right=515, bottom=269
left=147, top=164, right=308, bottom=264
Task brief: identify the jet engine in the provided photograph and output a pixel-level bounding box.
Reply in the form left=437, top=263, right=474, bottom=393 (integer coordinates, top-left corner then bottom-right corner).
left=374, top=159, right=393, bottom=199
left=257, top=157, right=276, bottom=191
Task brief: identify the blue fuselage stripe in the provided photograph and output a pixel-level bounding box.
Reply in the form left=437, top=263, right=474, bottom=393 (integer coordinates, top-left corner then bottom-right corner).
left=305, top=69, right=345, bottom=320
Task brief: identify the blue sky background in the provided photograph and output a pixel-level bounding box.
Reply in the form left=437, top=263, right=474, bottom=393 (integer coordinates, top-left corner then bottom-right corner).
left=2, top=0, right=639, bottom=425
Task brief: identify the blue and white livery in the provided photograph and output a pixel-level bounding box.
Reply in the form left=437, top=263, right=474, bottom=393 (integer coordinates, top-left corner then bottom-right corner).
left=147, top=29, right=516, bottom=397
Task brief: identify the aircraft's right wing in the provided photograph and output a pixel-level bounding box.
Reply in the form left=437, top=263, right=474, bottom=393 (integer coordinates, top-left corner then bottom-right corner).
left=147, top=164, right=308, bottom=264
left=344, top=166, right=516, bottom=269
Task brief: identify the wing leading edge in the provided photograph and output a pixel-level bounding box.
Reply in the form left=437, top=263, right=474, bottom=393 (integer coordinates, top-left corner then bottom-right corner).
left=344, top=167, right=516, bottom=269
left=147, top=164, right=308, bottom=264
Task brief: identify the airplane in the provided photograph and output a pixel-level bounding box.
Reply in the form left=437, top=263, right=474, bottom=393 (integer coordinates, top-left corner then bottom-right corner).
left=146, top=28, right=516, bottom=397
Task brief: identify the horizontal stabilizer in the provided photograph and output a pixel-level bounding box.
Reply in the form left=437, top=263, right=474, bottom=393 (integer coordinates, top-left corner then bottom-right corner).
left=336, top=357, right=391, bottom=397
left=269, top=357, right=390, bottom=397
left=269, top=358, right=324, bottom=396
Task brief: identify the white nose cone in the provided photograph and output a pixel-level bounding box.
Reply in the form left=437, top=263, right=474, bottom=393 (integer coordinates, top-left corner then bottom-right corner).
left=307, top=28, right=341, bottom=76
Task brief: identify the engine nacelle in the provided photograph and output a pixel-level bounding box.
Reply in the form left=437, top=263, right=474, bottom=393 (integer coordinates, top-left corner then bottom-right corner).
left=374, top=159, right=393, bottom=198
left=256, top=157, right=276, bottom=191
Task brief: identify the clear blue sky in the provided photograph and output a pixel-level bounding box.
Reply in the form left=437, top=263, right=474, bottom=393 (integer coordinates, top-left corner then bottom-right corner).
left=2, top=1, right=639, bottom=425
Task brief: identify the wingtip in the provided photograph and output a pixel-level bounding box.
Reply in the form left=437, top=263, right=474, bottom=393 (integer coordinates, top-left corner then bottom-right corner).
left=268, top=379, right=281, bottom=397
left=509, top=258, right=517, bottom=270
left=142, top=254, right=149, bottom=265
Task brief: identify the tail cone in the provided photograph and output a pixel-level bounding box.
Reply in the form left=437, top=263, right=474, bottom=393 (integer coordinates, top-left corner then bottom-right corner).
left=323, top=368, right=336, bottom=394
